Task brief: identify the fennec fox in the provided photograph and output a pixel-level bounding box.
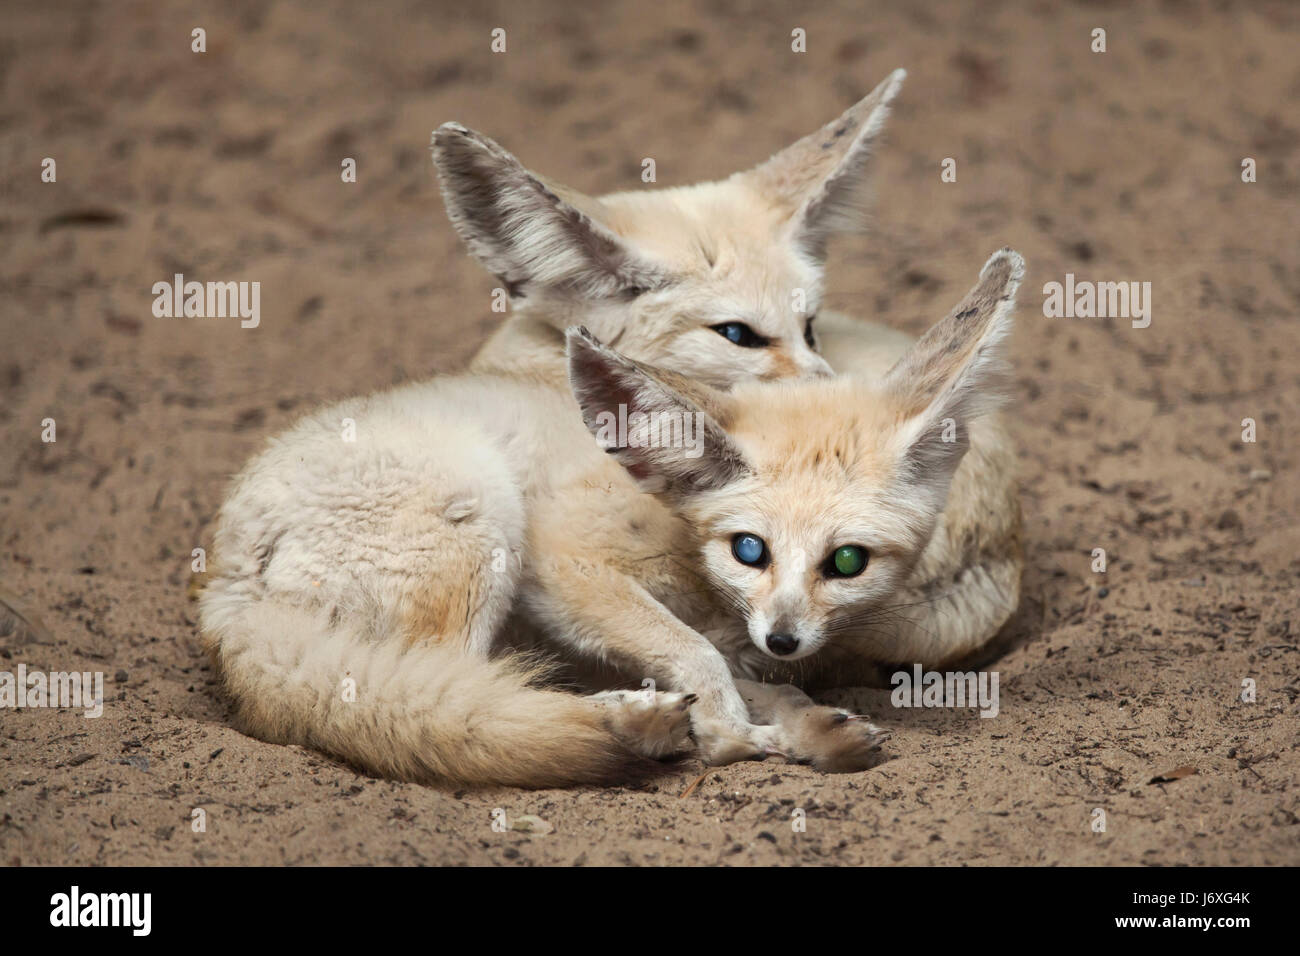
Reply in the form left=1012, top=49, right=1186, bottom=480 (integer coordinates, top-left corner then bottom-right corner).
left=199, top=248, right=1023, bottom=785
left=199, top=70, right=1022, bottom=786
left=550, top=248, right=1023, bottom=767
left=448, top=69, right=907, bottom=389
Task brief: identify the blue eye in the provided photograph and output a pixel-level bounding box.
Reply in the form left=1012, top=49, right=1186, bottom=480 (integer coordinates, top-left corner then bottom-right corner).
left=731, top=533, right=767, bottom=567
left=712, top=322, right=768, bottom=348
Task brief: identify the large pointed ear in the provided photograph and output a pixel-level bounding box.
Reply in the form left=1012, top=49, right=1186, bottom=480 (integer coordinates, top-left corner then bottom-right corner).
left=566, top=327, right=749, bottom=499
left=431, top=124, right=671, bottom=300
left=742, top=68, right=906, bottom=259
left=883, top=248, right=1024, bottom=498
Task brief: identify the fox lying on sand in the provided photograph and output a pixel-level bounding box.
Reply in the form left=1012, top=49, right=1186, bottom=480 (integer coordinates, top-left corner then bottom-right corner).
left=550, top=248, right=1023, bottom=766
left=198, top=70, right=1023, bottom=786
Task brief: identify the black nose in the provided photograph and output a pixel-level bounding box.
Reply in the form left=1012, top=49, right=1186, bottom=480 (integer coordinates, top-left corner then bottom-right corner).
left=766, top=632, right=799, bottom=656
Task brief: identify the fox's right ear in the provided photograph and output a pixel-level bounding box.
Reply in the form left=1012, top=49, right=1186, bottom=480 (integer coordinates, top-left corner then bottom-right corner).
left=432, top=124, right=669, bottom=300
left=742, top=69, right=905, bottom=260
left=565, top=327, right=749, bottom=499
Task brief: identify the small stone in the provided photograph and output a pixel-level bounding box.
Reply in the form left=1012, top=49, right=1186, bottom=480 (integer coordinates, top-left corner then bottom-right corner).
left=1216, top=509, right=1242, bottom=531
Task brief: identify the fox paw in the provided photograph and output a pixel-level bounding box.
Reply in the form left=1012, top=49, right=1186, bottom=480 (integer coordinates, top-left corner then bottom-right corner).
left=594, top=689, right=697, bottom=759
left=775, top=707, right=889, bottom=773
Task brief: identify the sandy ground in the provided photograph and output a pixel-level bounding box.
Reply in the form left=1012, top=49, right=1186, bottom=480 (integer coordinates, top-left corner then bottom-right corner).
left=1, top=0, right=1298, bottom=866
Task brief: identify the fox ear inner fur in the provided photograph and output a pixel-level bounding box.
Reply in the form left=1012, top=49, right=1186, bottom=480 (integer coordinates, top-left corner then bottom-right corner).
left=431, top=123, right=670, bottom=300
left=565, top=327, right=749, bottom=498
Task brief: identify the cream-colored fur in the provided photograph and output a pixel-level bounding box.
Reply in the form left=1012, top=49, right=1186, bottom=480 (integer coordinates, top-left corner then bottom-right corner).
left=199, top=71, right=1022, bottom=786
left=815, top=311, right=1023, bottom=669
left=547, top=249, right=1024, bottom=765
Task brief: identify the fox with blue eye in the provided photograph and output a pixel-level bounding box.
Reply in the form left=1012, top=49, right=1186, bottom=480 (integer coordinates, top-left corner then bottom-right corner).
left=543, top=249, right=1025, bottom=767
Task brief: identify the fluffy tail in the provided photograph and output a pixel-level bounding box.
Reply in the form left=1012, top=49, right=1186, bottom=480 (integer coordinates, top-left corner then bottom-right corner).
left=200, top=597, right=650, bottom=788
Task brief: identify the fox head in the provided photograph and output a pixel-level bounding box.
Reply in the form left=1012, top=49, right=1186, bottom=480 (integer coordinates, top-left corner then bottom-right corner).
left=568, top=248, right=1023, bottom=664
left=432, top=70, right=906, bottom=387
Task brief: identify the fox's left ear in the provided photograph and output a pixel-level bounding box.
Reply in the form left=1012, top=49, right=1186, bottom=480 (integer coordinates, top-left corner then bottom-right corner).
left=883, top=249, right=1023, bottom=505
left=741, top=69, right=906, bottom=259
left=565, top=327, right=749, bottom=499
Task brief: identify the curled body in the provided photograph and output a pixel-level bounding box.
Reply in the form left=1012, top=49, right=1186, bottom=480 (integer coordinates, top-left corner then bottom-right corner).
left=198, top=71, right=1023, bottom=786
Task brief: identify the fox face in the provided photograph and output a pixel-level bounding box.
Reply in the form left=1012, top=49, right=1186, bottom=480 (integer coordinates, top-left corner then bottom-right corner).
left=688, top=418, right=934, bottom=662
left=568, top=248, right=1024, bottom=664
left=432, top=70, right=906, bottom=387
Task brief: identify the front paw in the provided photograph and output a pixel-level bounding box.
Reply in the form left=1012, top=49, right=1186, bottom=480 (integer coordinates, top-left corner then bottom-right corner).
left=777, top=707, right=889, bottom=773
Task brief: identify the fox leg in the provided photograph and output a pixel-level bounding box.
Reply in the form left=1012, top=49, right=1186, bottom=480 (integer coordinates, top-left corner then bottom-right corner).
left=733, top=679, right=888, bottom=773
left=523, top=556, right=879, bottom=770
left=522, top=561, right=782, bottom=764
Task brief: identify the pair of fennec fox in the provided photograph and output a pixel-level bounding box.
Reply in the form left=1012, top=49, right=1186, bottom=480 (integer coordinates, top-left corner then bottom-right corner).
left=199, top=70, right=1025, bottom=787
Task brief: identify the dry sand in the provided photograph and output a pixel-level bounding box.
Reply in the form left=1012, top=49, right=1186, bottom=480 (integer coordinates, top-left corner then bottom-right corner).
left=1, top=0, right=1297, bottom=865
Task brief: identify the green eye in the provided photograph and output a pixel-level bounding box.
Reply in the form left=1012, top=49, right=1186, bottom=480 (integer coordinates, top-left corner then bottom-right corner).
left=829, top=545, right=868, bottom=578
